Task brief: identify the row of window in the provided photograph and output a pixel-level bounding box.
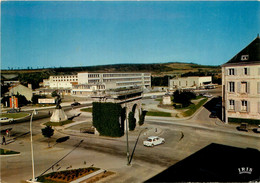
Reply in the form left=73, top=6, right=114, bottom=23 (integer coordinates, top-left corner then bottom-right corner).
left=228, top=81, right=251, bottom=93
left=103, top=73, right=142, bottom=77
left=51, top=75, right=77, bottom=79
left=52, top=79, right=78, bottom=82
left=116, top=82, right=142, bottom=86
left=88, top=74, right=100, bottom=78
left=227, top=67, right=260, bottom=76
left=229, top=100, right=249, bottom=112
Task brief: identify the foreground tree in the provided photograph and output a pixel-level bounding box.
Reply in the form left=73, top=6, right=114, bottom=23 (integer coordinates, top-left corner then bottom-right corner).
left=41, top=126, right=54, bottom=147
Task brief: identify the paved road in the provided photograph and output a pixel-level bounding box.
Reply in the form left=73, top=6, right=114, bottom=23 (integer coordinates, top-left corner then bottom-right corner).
left=1, top=96, right=260, bottom=183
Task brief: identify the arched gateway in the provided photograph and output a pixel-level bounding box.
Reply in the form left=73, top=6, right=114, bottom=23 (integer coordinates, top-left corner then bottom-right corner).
left=92, top=87, right=143, bottom=136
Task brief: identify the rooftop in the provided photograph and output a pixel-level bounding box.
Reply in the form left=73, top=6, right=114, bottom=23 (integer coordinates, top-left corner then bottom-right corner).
left=222, top=35, right=260, bottom=66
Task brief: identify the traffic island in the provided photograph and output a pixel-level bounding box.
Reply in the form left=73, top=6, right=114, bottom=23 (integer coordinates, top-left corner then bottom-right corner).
left=44, top=120, right=74, bottom=126
left=0, top=148, right=20, bottom=156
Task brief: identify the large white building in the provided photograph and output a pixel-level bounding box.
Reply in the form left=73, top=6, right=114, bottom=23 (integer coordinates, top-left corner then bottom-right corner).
left=169, top=76, right=212, bottom=90
left=222, top=35, right=260, bottom=124
left=42, top=72, right=151, bottom=96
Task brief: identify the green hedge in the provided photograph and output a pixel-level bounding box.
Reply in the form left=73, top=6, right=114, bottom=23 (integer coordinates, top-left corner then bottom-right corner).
left=228, top=118, right=260, bottom=125
left=147, top=111, right=171, bottom=117
left=93, top=102, right=124, bottom=137
left=183, top=98, right=208, bottom=117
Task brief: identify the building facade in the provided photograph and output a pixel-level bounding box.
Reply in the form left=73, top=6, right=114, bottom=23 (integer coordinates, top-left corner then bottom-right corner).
left=222, top=35, right=260, bottom=123
left=42, top=72, right=151, bottom=96
left=169, top=76, right=212, bottom=90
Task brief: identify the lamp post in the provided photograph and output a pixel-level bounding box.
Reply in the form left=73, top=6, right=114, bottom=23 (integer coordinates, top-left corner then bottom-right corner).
left=30, top=109, right=38, bottom=182
left=125, top=94, right=130, bottom=166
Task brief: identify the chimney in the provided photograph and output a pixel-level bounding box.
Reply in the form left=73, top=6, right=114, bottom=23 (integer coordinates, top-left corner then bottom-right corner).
left=28, top=83, right=32, bottom=89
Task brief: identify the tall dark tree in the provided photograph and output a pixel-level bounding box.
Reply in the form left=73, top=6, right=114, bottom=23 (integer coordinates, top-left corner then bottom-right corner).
left=41, top=126, right=54, bottom=147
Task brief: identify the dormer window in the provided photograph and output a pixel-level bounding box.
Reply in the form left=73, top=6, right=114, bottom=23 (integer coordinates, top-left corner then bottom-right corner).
left=241, top=55, right=249, bottom=61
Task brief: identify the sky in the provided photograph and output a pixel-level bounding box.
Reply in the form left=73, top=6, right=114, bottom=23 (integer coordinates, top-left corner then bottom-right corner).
left=1, top=1, right=260, bottom=70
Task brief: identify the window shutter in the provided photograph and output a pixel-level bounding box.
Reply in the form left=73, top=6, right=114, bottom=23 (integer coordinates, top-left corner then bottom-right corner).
left=247, top=68, right=250, bottom=75
left=226, top=69, right=228, bottom=76
left=258, top=82, right=260, bottom=94
left=234, top=68, right=237, bottom=75
left=258, top=68, right=260, bottom=75
left=235, top=101, right=240, bottom=112
left=247, top=82, right=250, bottom=94
left=258, top=102, right=260, bottom=113
left=237, top=82, right=241, bottom=93
left=247, top=101, right=250, bottom=113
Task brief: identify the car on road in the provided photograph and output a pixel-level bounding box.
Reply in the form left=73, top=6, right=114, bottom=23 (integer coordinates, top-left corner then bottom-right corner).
left=0, top=117, right=14, bottom=123
left=237, top=123, right=248, bottom=132
left=71, top=102, right=81, bottom=107
left=143, top=136, right=165, bottom=147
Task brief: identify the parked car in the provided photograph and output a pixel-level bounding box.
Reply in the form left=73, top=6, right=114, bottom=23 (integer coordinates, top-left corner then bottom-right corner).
left=143, top=136, right=165, bottom=147
left=237, top=123, right=248, bottom=132
left=71, top=102, right=81, bottom=107
left=203, top=94, right=213, bottom=98
left=0, top=117, right=14, bottom=123
left=209, top=111, right=217, bottom=118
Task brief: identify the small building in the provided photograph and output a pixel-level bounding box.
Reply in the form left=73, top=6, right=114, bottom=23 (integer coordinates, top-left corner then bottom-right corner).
left=169, top=76, right=212, bottom=90
left=222, top=35, right=260, bottom=124
left=9, top=84, right=33, bottom=101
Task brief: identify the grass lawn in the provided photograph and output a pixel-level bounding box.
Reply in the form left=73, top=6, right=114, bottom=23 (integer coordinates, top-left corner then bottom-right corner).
left=37, top=167, right=100, bottom=183
left=44, top=120, right=74, bottom=126
left=80, top=108, right=92, bottom=113
left=0, top=112, right=29, bottom=119
left=147, top=111, right=172, bottom=117
left=0, top=148, right=20, bottom=155
left=183, top=98, right=208, bottom=117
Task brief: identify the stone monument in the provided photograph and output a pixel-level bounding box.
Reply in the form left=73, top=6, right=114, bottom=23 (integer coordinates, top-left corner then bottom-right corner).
left=162, top=94, right=172, bottom=105
left=50, top=95, right=68, bottom=122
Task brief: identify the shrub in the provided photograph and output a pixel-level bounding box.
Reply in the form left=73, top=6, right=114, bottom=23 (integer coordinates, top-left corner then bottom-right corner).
left=173, top=90, right=196, bottom=107
left=228, top=118, right=260, bottom=125
left=139, top=110, right=147, bottom=126
left=128, top=111, right=136, bottom=131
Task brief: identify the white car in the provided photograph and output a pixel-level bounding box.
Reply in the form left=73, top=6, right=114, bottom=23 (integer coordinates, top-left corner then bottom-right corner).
left=143, top=136, right=165, bottom=147
left=0, top=117, right=14, bottom=123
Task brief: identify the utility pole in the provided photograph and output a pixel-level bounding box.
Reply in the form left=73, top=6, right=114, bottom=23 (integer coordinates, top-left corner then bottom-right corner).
left=125, top=94, right=130, bottom=165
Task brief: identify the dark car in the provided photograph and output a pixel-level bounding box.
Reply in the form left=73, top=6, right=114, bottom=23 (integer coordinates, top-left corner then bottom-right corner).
left=237, top=123, right=248, bottom=132
left=209, top=111, right=217, bottom=118
left=71, top=102, right=81, bottom=107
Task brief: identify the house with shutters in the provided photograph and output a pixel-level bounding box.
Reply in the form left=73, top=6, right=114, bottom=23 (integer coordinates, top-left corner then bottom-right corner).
left=222, top=35, right=260, bottom=124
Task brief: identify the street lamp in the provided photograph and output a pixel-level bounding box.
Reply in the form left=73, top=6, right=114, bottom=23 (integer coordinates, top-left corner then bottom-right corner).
left=125, top=94, right=130, bottom=166
left=30, top=109, right=38, bottom=182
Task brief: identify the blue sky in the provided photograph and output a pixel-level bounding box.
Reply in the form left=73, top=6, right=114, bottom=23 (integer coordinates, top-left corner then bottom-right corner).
left=1, top=1, right=259, bottom=69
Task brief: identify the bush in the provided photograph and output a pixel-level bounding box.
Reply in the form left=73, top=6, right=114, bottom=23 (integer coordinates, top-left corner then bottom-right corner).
left=31, top=95, right=46, bottom=104
left=139, top=110, right=147, bottom=126
left=92, top=102, right=124, bottom=137
left=128, top=111, right=136, bottom=131
left=228, top=118, right=260, bottom=125
left=173, top=90, right=196, bottom=108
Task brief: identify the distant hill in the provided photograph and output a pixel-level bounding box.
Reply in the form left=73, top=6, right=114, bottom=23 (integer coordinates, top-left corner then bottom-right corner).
left=1, top=62, right=221, bottom=88
left=1, top=62, right=221, bottom=76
